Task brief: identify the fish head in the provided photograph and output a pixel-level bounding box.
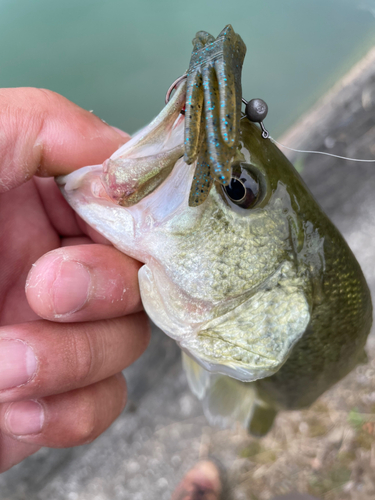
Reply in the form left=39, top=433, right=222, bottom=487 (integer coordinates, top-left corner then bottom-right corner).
left=57, top=84, right=323, bottom=384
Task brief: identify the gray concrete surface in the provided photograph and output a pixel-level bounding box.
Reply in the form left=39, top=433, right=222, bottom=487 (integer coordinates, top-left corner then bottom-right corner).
left=1, top=48, right=375, bottom=500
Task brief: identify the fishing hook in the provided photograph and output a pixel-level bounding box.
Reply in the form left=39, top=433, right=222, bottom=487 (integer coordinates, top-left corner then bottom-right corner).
left=165, top=74, right=188, bottom=105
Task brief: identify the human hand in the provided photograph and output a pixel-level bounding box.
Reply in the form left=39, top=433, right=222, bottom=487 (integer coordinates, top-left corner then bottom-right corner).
left=0, top=88, right=150, bottom=472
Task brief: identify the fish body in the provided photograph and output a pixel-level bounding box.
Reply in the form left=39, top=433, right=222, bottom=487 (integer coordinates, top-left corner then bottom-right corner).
left=57, top=30, right=372, bottom=434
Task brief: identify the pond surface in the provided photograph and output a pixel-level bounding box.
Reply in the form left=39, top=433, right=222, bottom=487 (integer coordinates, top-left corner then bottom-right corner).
left=0, top=0, right=374, bottom=136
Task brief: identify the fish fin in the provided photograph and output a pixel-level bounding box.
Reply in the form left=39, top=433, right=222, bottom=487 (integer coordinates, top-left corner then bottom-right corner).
left=182, top=352, right=210, bottom=399
left=248, top=403, right=278, bottom=437
left=201, top=375, right=257, bottom=429
left=182, top=353, right=258, bottom=429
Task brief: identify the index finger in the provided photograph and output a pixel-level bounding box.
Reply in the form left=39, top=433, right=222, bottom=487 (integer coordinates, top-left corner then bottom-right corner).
left=0, top=88, right=129, bottom=192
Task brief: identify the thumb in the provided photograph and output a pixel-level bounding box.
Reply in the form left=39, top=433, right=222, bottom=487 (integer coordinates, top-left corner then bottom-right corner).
left=0, top=88, right=129, bottom=192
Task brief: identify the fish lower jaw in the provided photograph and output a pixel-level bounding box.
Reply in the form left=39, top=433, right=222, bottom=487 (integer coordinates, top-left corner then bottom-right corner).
left=140, top=259, right=310, bottom=384
left=180, top=346, right=280, bottom=383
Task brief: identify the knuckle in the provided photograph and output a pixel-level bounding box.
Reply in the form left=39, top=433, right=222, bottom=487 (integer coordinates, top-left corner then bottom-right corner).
left=0, top=90, right=44, bottom=192
left=75, top=417, right=97, bottom=445
left=67, top=327, right=95, bottom=385
left=71, top=396, right=98, bottom=445
left=68, top=324, right=106, bottom=386
left=16, top=88, right=65, bottom=111
left=34, top=88, right=60, bottom=102
left=0, top=87, right=67, bottom=192
left=18, top=87, right=56, bottom=103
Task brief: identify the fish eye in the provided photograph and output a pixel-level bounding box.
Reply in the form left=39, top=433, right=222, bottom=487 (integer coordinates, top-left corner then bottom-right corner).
left=222, top=163, right=260, bottom=209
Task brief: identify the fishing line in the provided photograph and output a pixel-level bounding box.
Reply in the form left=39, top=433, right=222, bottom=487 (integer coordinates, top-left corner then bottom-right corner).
left=268, top=137, right=375, bottom=163
left=165, top=80, right=375, bottom=164
left=242, top=97, right=375, bottom=164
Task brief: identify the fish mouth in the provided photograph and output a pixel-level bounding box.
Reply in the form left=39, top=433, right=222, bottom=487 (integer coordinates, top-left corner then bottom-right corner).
left=57, top=78, right=186, bottom=208
left=56, top=80, right=196, bottom=262
left=101, top=81, right=186, bottom=207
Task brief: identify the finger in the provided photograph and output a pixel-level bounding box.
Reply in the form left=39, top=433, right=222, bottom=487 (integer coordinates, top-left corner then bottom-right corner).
left=34, top=177, right=82, bottom=237
left=0, top=373, right=127, bottom=448
left=34, top=178, right=112, bottom=243
left=26, top=244, right=142, bottom=321
left=0, top=314, right=150, bottom=403
left=0, top=88, right=129, bottom=192
left=75, top=215, right=113, bottom=245
left=0, top=431, right=40, bottom=473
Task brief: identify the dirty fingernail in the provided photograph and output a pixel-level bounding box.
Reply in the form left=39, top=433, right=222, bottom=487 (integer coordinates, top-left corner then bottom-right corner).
left=6, top=401, right=44, bottom=436
left=0, top=340, right=37, bottom=391
left=53, top=261, right=91, bottom=315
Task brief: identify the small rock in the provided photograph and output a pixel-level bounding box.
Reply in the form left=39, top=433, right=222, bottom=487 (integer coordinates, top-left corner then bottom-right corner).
left=157, top=477, right=169, bottom=489
left=325, top=136, right=336, bottom=148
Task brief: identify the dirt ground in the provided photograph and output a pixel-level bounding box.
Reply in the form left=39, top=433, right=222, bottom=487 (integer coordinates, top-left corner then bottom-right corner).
left=205, top=336, right=375, bottom=500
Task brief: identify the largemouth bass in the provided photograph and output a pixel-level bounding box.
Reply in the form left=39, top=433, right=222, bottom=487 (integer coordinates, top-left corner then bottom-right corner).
left=57, top=26, right=372, bottom=435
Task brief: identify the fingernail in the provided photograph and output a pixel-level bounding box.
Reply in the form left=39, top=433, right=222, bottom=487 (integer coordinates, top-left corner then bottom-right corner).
left=6, top=400, right=44, bottom=435
left=53, top=261, right=91, bottom=315
left=0, top=340, right=37, bottom=391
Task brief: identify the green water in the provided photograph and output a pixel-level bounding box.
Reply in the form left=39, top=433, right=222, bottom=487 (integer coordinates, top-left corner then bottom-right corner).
left=0, top=0, right=374, bottom=136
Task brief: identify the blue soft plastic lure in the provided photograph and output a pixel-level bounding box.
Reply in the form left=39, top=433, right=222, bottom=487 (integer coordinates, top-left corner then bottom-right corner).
left=184, top=25, right=246, bottom=206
